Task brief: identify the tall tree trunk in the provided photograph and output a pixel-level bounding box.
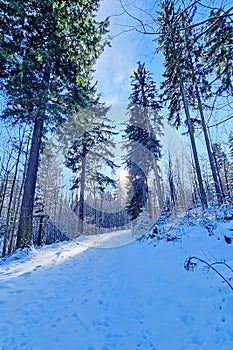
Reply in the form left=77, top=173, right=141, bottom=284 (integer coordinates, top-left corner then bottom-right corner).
left=142, top=93, right=164, bottom=211
left=78, top=145, right=87, bottom=234
left=16, top=115, right=44, bottom=248
left=179, top=78, right=208, bottom=209
left=16, top=64, right=50, bottom=249
left=187, top=50, right=223, bottom=203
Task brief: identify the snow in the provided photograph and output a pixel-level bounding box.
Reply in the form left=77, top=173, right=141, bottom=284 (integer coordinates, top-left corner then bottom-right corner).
left=0, top=210, right=233, bottom=350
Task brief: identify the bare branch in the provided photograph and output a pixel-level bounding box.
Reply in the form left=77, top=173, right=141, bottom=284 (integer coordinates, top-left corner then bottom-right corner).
left=184, top=256, right=233, bottom=291
left=118, top=0, right=233, bottom=39
left=211, top=261, right=233, bottom=273
left=118, top=0, right=160, bottom=35
left=208, top=115, right=233, bottom=128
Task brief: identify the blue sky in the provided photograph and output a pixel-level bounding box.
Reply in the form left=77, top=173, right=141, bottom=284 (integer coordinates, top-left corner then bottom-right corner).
left=94, top=0, right=164, bottom=105
left=94, top=0, right=233, bottom=147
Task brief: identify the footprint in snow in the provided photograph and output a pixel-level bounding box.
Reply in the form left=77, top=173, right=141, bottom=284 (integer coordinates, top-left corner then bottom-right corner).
left=180, top=314, right=195, bottom=326
left=15, top=289, right=25, bottom=294
left=191, top=335, right=204, bottom=345
left=72, top=312, right=79, bottom=320
left=93, top=317, right=110, bottom=328
left=55, top=252, right=63, bottom=258
left=135, top=311, right=144, bottom=325
left=33, top=265, right=42, bottom=271
left=18, top=271, right=31, bottom=278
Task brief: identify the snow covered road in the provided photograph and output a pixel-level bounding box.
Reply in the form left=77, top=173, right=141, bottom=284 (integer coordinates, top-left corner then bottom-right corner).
left=0, top=224, right=233, bottom=350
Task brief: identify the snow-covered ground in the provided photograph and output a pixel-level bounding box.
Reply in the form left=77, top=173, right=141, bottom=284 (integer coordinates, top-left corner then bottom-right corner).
left=0, top=210, right=233, bottom=350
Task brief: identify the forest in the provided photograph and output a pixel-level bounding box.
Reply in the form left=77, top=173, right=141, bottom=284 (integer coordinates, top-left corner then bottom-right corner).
left=0, top=0, right=233, bottom=257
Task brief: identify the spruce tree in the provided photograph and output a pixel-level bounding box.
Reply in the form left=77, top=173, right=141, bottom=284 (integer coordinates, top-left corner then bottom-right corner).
left=124, top=62, right=162, bottom=219
left=0, top=0, right=109, bottom=248
left=204, top=8, right=233, bottom=96
left=157, top=0, right=227, bottom=205
left=157, top=0, right=210, bottom=208
left=64, top=106, right=117, bottom=234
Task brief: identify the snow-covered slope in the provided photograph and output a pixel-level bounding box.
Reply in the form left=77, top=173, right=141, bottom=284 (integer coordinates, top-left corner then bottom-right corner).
left=0, top=213, right=233, bottom=350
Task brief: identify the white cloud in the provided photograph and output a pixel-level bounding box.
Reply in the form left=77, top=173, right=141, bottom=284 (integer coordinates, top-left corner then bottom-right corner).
left=94, top=32, right=138, bottom=103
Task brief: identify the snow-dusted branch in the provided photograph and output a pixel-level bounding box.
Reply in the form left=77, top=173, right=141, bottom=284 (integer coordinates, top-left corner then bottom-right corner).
left=184, top=256, right=233, bottom=291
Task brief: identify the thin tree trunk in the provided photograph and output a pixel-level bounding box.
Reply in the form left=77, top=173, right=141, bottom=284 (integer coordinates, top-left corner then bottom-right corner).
left=197, top=93, right=222, bottom=203
left=37, top=215, right=44, bottom=246
left=8, top=169, right=25, bottom=254
left=179, top=78, right=208, bottom=209
left=7, top=136, right=30, bottom=255
left=0, top=171, right=9, bottom=218
left=187, top=50, right=223, bottom=203
left=143, top=102, right=164, bottom=211
left=168, top=154, right=176, bottom=208
left=190, top=157, right=199, bottom=205
left=2, top=138, right=24, bottom=257
left=195, top=72, right=223, bottom=203
left=0, top=149, right=14, bottom=217
left=212, top=150, right=225, bottom=197
left=223, top=158, right=230, bottom=194
left=78, top=145, right=87, bottom=234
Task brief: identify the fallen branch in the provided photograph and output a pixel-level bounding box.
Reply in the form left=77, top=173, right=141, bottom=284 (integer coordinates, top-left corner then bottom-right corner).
left=211, top=261, right=233, bottom=274
left=184, top=256, right=233, bottom=291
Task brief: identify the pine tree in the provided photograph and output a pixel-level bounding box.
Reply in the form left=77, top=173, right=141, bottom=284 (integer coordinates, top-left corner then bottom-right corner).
left=204, top=8, right=233, bottom=96
left=64, top=106, right=117, bottom=234
left=157, top=0, right=210, bottom=209
left=0, top=0, right=109, bottom=248
left=124, top=62, right=163, bottom=219
left=180, top=10, right=223, bottom=203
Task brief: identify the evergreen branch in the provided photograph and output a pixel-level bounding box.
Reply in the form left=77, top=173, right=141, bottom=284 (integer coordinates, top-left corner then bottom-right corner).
left=184, top=7, right=233, bottom=39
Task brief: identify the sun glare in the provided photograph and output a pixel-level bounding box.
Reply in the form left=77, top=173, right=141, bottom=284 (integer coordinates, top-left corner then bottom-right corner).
left=118, top=169, right=129, bottom=183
